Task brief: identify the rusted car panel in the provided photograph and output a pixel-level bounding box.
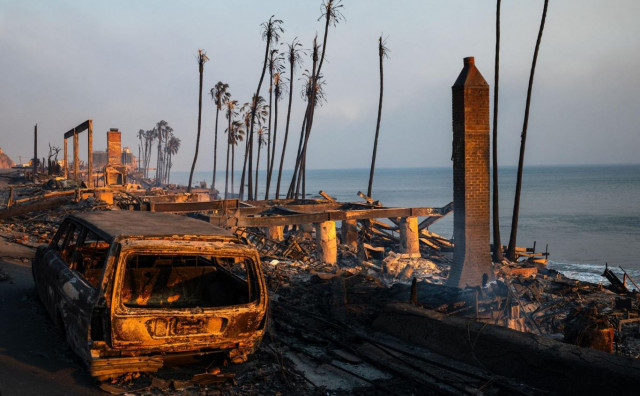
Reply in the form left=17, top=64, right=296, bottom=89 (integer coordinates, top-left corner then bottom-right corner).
left=32, top=211, right=268, bottom=379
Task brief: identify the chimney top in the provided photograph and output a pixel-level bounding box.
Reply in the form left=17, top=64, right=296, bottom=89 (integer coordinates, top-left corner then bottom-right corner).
left=464, top=57, right=475, bottom=66
left=109, top=128, right=119, bottom=132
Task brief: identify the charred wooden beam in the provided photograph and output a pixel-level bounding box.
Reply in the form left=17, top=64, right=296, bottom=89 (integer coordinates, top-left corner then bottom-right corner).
left=63, top=120, right=91, bottom=139
left=418, top=201, right=454, bottom=230
left=210, top=206, right=445, bottom=228
left=149, top=199, right=240, bottom=213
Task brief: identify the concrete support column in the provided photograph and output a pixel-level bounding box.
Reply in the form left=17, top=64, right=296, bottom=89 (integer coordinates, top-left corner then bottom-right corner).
left=315, top=220, right=337, bottom=265
left=265, top=226, right=284, bottom=241
left=341, top=219, right=358, bottom=249
left=399, top=217, right=420, bottom=256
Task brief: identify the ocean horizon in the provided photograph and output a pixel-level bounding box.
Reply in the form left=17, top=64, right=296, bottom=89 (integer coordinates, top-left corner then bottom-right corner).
left=169, top=164, right=640, bottom=288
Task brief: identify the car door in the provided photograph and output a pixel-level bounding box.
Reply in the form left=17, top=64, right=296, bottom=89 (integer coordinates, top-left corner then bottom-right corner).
left=45, top=221, right=99, bottom=359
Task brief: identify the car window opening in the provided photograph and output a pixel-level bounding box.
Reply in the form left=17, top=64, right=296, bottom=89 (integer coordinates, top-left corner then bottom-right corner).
left=71, top=230, right=110, bottom=288
left=121, top=254, right=258, bottom=309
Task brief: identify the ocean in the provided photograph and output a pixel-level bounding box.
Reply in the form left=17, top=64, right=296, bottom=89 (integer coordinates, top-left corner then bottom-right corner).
left=171, top=164, right=640, bottom=287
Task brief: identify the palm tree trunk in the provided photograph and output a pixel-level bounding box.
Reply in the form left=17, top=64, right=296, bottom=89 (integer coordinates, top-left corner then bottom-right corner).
left=155, top=136, right=162, bottom=184
left=287, top=111, right=309, bottom=198
left=212, top=108, right=220, bottom=192
left=232, top=144, right=235, bottom=195
left=276, top=67, right=295, bottom=199
left=225, top=133, right=231, bottom=199
left=265, top=60, right=274, bottom=199
left=188, top=54, right=207, bottom=193
left=167, top=153, right=172, bottom=184
left=367, top=37, right=385, bottom=198
left=507, top=0, right=549, bottom=261
left=244, top=37, right=273, bottom=201
left=266, top=91, right=279, bottom=199
left=254, top=143, right=261, bottom=199
left=492, top=0, right=504, bottom=262
left=239, top=124, right=250, bottom=198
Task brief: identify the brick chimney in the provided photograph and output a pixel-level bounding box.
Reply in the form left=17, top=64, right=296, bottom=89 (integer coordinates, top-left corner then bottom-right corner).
left=447, top=57, right=493, bottom=288
left=107, top=128, right=122, bottom=165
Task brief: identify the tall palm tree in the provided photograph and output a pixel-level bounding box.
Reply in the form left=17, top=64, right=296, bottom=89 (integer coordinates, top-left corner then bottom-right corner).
left=231, top=120, right=245, bottom=196
left=291, top=0, right=343, bottom=198
left=492, top=0, right=504, bottom=262
left=239, top=96, right=268, bottom=199
left=210, top=82, right=230, bottom=194
left=507, top=0, right=550, bottom=261
left=224, top=98, right=238, bottom=199
left=188, top=49, right=209, bottom=193
left=367, top=35, right=390, bottom=198
left=137, top=129, right=144, bottom=173
left=254, top=125, right=269, bottom=199
left=289, top=41, right=320, bottom=199
left=144, top=128, right=156, bottom=179
left=266, top=69, right=284, bottom=199
left=161, top=124, right=173, bottom=184
left=276, top=38, right=304, bottom=199
left=154, top=120, right=169, bottom=184
left=264, top=49, right=284, bottom=199
left=242, top=16, right=283, bottom=201
left=166, top=135, right=181, bottom=184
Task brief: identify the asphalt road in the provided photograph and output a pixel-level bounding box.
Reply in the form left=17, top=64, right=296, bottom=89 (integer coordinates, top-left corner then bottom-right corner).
left=0, top=240, right=100, bottom=395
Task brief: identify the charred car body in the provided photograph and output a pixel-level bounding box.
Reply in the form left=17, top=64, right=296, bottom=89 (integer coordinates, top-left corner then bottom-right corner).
left=32, top=211, right=268, bottom=378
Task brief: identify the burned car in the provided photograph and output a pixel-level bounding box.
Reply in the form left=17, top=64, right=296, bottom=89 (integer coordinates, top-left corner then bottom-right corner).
left=32, top=211, right=268, bottom=379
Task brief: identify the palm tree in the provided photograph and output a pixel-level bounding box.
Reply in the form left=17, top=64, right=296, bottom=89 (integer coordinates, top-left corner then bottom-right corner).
left=276, top=38, right=304, bottom=199
left=161, top=124, right=173, bottom=184
left=264, top=49, right=284, bottom=199
left=507, top=0, right=549, bottom=261
left=224, top=98, right=238, bottom=199
left=239, top=96, right=268, bottom=199
left=254, top=125, right=269, bottom=199
left=492, top=0, right=504, bottom=262
left=289, top=41, right=320, bottom=199
left=242, top=16, right=283, bottom=201
left=367, top=35, right=390, bottom=198
left=266, top=69, right=284, bottom=199
left=155, top=120, right=169, bottom=184
left=231, top=120, right=245, bottom=196
left=210, top=82, right=230, bottom=194
left=188, top=49, right=210, bottom=193
left=137, top=129, right=144, bottom=173
left=144, top=129, right=156, bottom=179
left=291, top=0, right=344, bottom=198
left=165, top=135, right=181, bottom=184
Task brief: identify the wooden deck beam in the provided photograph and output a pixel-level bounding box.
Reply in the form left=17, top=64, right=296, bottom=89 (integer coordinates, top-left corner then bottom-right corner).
left=209, top=206, right=446, bottom=227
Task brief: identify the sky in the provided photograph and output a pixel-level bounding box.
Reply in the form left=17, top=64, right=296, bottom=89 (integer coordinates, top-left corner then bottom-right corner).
left=1, top=0, right=639, bottom=172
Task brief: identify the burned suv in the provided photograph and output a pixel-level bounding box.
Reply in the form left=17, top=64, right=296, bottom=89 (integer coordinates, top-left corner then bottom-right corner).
left=33, top=211, right=268, bottom=379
